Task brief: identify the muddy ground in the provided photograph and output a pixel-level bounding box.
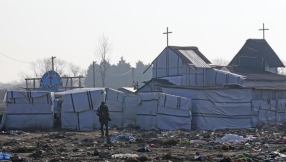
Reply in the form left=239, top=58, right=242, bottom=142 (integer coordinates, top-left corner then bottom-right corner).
left=1, top=123, right=286, bottom=162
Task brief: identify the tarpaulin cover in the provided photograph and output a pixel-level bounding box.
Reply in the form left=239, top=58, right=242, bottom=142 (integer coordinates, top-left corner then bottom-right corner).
left=5, top=114, right=53, bottom=130
left=58, top=88, right=105, bottom=113
left=105, top=88, right=125, bottom=127
left=162, top=87, right=253, bottom=130
left=61, top=110, right=98, bottom=131
left=252, top=99, right=286, bottom=124
left=4, top=90, right=54, bottom=130
left=157, top=93, right=192, bottom=130
left=4, top=91, right=54, bottom=104
left=136, top=92, right=192, bottom=130
left=136, top=92, right=158, bottom=130
left=123, top=95, right=137, bottom=126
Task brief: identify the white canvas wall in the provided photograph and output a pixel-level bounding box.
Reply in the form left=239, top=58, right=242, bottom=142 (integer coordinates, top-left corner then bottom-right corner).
left=162, top=87, right=253, bottom=130
left=153, top=48, right=183, bottom=78
left=61, top=110, right=98, bottom=131
left=105, top=88, right=125, bottom=127
left=57, top=88, right=105, bottom=113
left=157, top=93, right=192, bottom=130
left=206, top=69, right=244, bottom=86
left=58, top=88, right=105, bottom=131
left=252, top=89, right=286, bottom=124
left=123, top=95, right=138, bottom=126
left=136, top=92, right=192, bottom=130
left=136, top=92, right=159, bottom=130
left=4, top=91, right=54, bottom=130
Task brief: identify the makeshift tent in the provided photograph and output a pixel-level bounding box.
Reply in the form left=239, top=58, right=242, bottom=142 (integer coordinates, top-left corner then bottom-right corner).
left=4, top=91, right=54, bottom=130
left=252, top=89, right=286, bottom=124
left=162, top=87, right=253, bottom=130
left=105, top=88, right=125, bottom=127
left=56, top=88, right=104, bottom=131
left=122, top=95, right=138, bottom=126
left=136, top=92, right=159, bottom=130
left=136, top=92, right=192, bottom=130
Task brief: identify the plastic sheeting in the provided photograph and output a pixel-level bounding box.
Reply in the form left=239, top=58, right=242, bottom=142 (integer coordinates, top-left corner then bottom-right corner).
left=123, top=95, right=137, bottom=126
left=4, top=91, right=54, bottom=130
left=136, top=92, right=192, bottom=130
left=157, top=93, right=192, bottom=130
left=252, top=99, right=286, bottom=124
left=162, top=87, right=253, bottom=130
left=6, top=114, right=54, bottom=130
left=105, top=88, right=125, bottom=127
left=58, top=88, right=104, bottom=131
left=61, top=110, right=98, bottom=131
left=58, top=88, right=105, bottom=113
left=4, top=91, right=54, bottom=104
left=136, top=92, right=158, bottom=130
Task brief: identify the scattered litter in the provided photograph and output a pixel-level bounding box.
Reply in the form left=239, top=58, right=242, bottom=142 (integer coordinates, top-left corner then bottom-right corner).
left=264, top=151, right=286, bottom=161
left=233, top=154, right=253, bottom=162
left=112, top=153, right=138, bottom=159
left=217, top=134, right=248, bottom=144
left=0, top=153, right=11, bottom=160
left=194, top=152, right=202, bottom=161
left=9, top=130, right=28, bottom=135
left=190, top=140, right=208, bottom=144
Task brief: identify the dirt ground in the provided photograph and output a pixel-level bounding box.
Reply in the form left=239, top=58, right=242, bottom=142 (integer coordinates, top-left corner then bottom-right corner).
left=1, top=123, right=286, bottom=162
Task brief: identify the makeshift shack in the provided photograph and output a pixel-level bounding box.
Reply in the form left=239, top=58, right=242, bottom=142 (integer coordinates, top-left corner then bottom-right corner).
left=55, top=88, right=104, bottom=131
left=136, top=92, right=192, bottom=130
left=4, top=90, right=54, bottom=130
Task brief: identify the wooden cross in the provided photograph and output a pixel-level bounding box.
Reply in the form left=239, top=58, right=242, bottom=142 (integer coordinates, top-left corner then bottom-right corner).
left=163, top=27, right=172, bottom=47
left=259, top=23, right=269, bottom=39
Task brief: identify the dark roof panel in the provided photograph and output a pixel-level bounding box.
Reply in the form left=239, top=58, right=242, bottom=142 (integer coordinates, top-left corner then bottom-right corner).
left=225, top=66, right=286, bottom=81
left=229, top=39, right=284, bottom=68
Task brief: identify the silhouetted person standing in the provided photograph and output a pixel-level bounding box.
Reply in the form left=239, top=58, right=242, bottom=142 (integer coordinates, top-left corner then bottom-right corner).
left=97, top=102, right=110, bottom=137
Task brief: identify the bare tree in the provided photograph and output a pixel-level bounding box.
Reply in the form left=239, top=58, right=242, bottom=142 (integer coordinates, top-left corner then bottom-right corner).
left=95, top=34, right=113, bottom=87
left=68, top=63, right=82, bottom=77
left=67, top=63, right=85, bottom=87
left=30, top=58, right=67, bottom=77
left=211, top=57, right=229, bottom=66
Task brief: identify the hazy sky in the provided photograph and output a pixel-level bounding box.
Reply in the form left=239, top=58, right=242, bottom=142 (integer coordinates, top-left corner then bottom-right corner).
left=0, top=0, right=286, bottom=83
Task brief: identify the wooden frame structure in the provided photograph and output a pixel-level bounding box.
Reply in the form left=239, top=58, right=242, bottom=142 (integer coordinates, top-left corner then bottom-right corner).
left=24, top=76, right=84, bottom=91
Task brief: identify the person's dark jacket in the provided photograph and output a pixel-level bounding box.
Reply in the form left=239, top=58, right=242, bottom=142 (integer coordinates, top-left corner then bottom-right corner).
left=97, top=104, right=110, bottom=122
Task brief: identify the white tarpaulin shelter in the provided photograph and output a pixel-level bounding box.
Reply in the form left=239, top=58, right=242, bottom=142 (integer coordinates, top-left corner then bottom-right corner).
left=105, top=88, right=125, bottom=127
left=123, top=95, right=137, bottom=126
left=162, top=86, right=286, bottom=130
left=162, top=87, right=253, bottom=130
left=251, top=89, right=286, bottom=125
left=136, top=92, right=192, bottom=130
left=4, top=91, right=54, bottom=130
left=56, top=88, right=104, bottom=131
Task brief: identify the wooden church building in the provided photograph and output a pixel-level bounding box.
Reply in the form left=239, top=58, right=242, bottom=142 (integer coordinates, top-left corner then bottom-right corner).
left=138, top=39, right=286, bottom=92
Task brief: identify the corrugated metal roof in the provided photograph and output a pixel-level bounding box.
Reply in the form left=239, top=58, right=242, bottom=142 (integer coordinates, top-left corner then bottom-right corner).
left=179, top=50, right=211, bottom=68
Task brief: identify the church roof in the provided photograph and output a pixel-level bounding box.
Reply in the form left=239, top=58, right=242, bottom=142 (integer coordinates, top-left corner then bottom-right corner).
left=228, top=39, right=284, bottom=68
left=143, top=46, right=211, bottom=74
left=169, top=46, right=212, bottom=68
left=223, top=66, right=286, bottom=81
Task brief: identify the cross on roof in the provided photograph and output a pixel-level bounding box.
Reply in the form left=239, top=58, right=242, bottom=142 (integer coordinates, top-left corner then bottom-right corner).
left=163, top=27, right=172, bottom=47
left=259, top=23, right=269, bottom=39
